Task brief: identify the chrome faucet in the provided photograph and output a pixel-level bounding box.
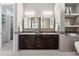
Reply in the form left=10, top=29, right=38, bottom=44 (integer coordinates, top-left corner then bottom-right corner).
left=36, top=29, right=41, bottom=34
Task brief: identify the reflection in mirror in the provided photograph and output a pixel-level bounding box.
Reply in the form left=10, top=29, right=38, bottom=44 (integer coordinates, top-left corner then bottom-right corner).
left=31, top=17, right=39, bottom=29
left=24, top=17, right=31, bottom=29
left=22, top=3, right=59, bottom=32
left=23, top=16, right=55, bottom=31
left=24, top=17, right=39, bottom=29
left=41, top=17, right=54, bottom=29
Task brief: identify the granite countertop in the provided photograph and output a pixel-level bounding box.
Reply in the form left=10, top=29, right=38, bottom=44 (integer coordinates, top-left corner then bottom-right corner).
left=17, top=31, right=59, bottom=35
left=18, top=32, right=59, bottom=35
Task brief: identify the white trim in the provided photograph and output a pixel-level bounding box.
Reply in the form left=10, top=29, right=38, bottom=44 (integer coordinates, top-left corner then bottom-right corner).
left=13, top=3, right=24, bottom=52
left=13, top=4, right=19, bottom=52
left=0, top=6, right=2, bottom=50
left=0, top=3, right=14, bottom=6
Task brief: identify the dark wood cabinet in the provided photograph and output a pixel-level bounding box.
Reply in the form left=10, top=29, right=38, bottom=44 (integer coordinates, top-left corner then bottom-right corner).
left=19, top=35, right=27, bottom=49
left=42, top=35, right=59, bottom=49
left=19, top=34, right=59, bottom=49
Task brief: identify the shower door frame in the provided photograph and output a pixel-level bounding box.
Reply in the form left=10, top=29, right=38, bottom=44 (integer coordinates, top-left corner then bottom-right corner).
left=0, top=4, right=16, bottom=51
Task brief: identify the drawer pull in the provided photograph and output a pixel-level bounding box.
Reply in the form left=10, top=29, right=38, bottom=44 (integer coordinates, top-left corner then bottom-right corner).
left=36, top=45, right=41, bottom=46
left=35, top=43, right=40, bottom=45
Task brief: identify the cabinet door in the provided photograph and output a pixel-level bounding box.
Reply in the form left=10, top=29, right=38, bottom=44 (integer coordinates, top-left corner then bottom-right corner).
left=19, top=35, right=27, bottom=49
left=42, top=35, right=49, bottom=48
left=25, top=35, right=35, bottom=48
left=19, top=35, right=36, bottom=49
left=42, top=35, right=59, bottom=49
left=47, top=35, right=59, bottom=49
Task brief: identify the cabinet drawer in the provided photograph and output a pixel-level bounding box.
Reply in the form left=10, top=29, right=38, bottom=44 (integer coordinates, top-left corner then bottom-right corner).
left=35, top=41, right=41, bottom=43
left=36, top=45, right=41, bottom=46
left=35, top=45, right=42, bottom=48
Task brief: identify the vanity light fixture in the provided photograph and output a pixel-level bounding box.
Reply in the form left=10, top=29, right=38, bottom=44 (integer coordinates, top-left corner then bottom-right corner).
left=42, top=11, right=53, bottom=15
left=25, top=11, right=35, bottom=16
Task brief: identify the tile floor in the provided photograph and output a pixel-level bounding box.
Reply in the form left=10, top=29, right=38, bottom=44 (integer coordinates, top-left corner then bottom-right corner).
left=0, top=40, right=78, bottom=56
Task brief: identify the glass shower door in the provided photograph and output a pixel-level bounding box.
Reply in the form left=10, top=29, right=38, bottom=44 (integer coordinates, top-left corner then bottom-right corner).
left=1, top=5, right=14, bottom=50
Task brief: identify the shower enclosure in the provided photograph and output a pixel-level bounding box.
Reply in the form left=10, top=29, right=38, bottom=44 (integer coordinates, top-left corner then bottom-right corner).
left=0, top=4, right=14, bottom=50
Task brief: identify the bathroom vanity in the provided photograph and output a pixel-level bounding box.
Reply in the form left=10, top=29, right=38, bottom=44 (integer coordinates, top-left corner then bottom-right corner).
left=19, top=32, right=59, bottom=49
left=18, top=5, right=59, bottom=50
